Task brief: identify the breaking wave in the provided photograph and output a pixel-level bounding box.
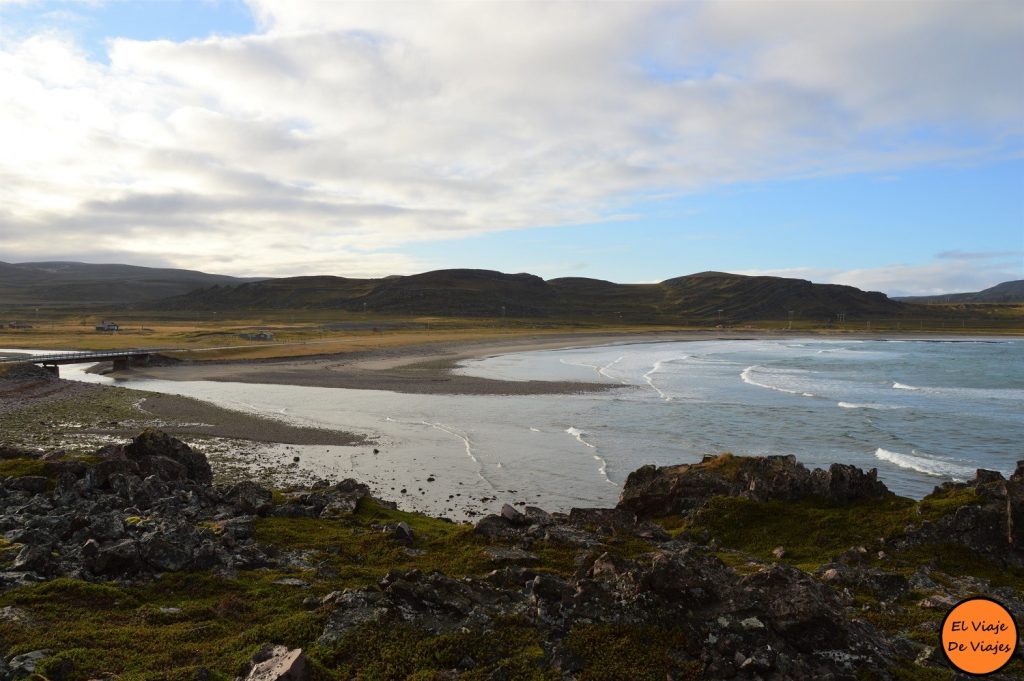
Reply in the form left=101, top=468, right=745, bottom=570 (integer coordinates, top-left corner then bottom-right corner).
left=874, top=447, right=976, bottom=480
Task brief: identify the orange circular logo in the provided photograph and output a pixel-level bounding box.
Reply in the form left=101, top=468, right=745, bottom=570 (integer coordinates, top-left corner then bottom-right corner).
left=940, top=596, right=1019, bottom=675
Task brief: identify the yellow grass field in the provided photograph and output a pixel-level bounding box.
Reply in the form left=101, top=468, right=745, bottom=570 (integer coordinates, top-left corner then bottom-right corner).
left=1, top=306, right=1021, bottom=361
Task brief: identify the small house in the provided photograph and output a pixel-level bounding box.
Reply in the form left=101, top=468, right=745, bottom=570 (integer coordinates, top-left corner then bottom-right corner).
left=239, top=330, right=274, bottom=341
left=6, top=321, right=32, bottom=329
left=95, top=321, right=120, bottom=332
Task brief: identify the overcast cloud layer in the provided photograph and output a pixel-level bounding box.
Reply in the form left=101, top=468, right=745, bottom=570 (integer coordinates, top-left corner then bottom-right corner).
left=1, top=0, right=1021, bottom=292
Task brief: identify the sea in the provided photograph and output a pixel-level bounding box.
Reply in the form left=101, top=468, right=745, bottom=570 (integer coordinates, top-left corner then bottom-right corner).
left=2, top=338, right=1021, bottom=518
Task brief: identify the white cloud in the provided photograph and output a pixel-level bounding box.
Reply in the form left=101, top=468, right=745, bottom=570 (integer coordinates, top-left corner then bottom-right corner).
left=0, top=1, right=1021, bottom=276
left=739, top=252, right=1024, bottom=297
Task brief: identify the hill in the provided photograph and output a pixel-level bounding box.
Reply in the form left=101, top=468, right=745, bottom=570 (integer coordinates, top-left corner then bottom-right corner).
left=160, top=268, right=904, bottom=322
left=0, top=260, right=263, bottom=306
left=896, top=279, right=1024, bottom=304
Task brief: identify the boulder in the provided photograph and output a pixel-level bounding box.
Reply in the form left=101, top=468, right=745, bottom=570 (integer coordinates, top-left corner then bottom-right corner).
left=225, top=481, right=274, bottom=516
left=239, top=645, right=309, bottom=681
left=6, top=649, right=53, bottom=677
left=124, top=429, right=212, bottom=485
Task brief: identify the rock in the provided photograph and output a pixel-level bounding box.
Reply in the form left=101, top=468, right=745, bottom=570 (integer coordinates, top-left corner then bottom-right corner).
left=273, top=577, right=310, bottom=588
left=393, top=522, right=415, bottom=546
left=618, top=454, right=892, bottom=518
left=0, top=605, right=32, bottom=625
left=6, top=476, right=50, bottom=493
left=484, top=547, right=539, bottom=564
left=89, top=538, right=141, bottom=575
left=918, top=594, right=958, bottom=610
left=7, top=649, right=53, bottom=676
left=474, top=514, right=515, bottom=539
left=240, top=645, right=309, bottom=681
left=772, top=546, right=786, bottom=559
left=124, top=429, right=213, bottom=485
left=500, top=503, right=527, bottom=526
left=81, top=538, right=100, bottom=559
left=320, top=500, right=357, bottom=519
left=12, top=545, right=53, bottom=573
left=568, top=507, right=637, bottom=534
left=225, top=481, right=273, bottom=515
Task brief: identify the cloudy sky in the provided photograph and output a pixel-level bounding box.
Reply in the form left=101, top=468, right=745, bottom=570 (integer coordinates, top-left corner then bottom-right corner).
left=0, top=0, right=1021, bottom=295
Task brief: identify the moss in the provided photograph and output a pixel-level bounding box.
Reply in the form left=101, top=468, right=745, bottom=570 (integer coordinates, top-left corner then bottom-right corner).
left=315, top=619, right=559, bottom=681
left=566, top=624, right=699, bottom=681
left=917, top=487, right=984, bottom=519
left=0, top=458, right=53, bottom=480
left=674, top=496, right=919, bottom=570
left=695, top=452, right=744, bottom=481
left=255, top=499, right=495, bottom=586
left=661, top=488, right=1000, bottom=574
left=0, top=572, right=325, bottom=681
left=893, top=543, right=1024, bottom=590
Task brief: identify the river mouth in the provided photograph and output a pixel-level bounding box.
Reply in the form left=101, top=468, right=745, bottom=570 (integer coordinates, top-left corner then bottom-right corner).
left=3, top=337, right=1021, bottom=519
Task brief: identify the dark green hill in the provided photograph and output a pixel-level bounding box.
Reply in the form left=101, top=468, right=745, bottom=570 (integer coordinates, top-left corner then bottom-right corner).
left=896, top=279, right=1024, bottom=304
left=0, top=261, right=262, bottom=306
left=160, top=269, right=905, bottom=322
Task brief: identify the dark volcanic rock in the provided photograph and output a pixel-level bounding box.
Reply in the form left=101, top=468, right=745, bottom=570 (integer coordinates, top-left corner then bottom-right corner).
left=0, top=431, right=388, bottom=583
left=124, top=428, right=213, bottom=484
left=319, top=542, right=896, bottom=679
left=618, top=453, right=891, bottom=517
left=224, top=481, right=274, bottom=516
left=893, top=462, right=1024, bottom=567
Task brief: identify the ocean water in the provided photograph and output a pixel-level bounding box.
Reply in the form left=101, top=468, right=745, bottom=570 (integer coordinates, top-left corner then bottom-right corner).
left=2, top=338, right=1021, bottom=516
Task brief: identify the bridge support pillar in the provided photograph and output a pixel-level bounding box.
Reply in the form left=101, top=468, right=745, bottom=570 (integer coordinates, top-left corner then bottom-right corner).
left=43, top=364, right=59, bottom=378
left=112, top=358, right=130, bottom=372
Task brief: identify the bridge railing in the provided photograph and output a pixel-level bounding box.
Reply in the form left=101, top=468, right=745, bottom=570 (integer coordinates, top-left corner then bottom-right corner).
left=0, top=348, right=171, bottom=364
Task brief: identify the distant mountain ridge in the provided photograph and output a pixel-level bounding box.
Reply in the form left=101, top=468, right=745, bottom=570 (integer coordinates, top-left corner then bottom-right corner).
left=160, top=268, right=904, bottom=322
left=0, top=260, right=263, bottom=306
left=895, top=280, right=1024, bottom=304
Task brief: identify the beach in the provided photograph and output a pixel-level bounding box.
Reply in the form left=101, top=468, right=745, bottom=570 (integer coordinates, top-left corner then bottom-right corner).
left=106, top=329, right=837, bottom=393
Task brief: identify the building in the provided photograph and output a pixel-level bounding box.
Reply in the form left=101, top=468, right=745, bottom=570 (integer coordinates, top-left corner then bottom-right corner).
left=95, top=321, right=120, bottom=332
left=6, top=321, right=32, bottom=329
left=239, top=330, right=274, bottom=341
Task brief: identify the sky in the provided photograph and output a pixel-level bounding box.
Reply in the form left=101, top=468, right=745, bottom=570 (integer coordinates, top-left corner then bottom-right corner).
left=0, top=0, right=1021, bottom=296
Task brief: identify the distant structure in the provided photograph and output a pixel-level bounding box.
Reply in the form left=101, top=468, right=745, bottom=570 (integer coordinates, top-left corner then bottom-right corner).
left=95, top=321, right=120, bottom=332
left=6, top=321, right=32, bottom=329
left=239, top=330, right=274, bottom=341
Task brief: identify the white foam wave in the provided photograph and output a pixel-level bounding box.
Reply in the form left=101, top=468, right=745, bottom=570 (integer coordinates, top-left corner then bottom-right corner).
left=593, top=454, right=615, bottom=485
left=598, top=356, right=628, bottom=383
left=874, top=447, right=975, bottom=480
left=643, top=361, right=672, bottom=401
left=529, top=427, right=541, bottom=432
left=890, top=382, right=1024, bottom=401
left=837, top=402, right=900, bottom=410
left=421, top=421, right=495, bottom=489
left=740, top=365, right=815, bottom=397
left=559, top=358, right=599, bottom=371
left=565, top=426, right=595, bottom=448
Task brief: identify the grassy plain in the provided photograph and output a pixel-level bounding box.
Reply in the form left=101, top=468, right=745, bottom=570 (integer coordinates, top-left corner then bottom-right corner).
left=1, top=303, right=1021, bottom=363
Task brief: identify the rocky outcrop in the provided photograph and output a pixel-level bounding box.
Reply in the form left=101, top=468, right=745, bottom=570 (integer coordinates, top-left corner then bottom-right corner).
left=892, top=461, right=1024, bottom=567
left=319, top=543, right=896, bottom=680
left=0, top=431, right=382, bottom=583
left=617, top=453, right=891, bottom=517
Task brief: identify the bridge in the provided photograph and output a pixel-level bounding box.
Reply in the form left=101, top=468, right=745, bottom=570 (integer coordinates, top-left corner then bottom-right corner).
left=0, top=349, right=168, bottom=377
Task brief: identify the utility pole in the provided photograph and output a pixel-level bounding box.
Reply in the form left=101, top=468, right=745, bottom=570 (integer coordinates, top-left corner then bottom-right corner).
left=788, top=310, right=794, bottom=330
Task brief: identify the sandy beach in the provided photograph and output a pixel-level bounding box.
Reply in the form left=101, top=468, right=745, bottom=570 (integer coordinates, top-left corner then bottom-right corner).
left=113, top=329, right=788, bottom=394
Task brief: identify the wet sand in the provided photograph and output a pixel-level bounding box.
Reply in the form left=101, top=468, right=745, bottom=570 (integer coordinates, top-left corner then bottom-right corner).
left=0, top=376, right=365, bottom=447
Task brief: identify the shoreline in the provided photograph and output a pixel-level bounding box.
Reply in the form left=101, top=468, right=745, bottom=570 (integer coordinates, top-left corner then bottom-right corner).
left=100, top=328, right=1014, bottom=394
